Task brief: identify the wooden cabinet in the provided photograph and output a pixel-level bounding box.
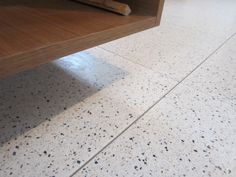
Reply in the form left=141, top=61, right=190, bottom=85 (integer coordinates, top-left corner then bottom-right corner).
left=0, top=0, right=164, bottom=77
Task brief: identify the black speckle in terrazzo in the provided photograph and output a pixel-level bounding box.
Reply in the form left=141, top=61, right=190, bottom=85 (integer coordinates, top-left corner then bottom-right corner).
left=87, top=110, right=92, bottom=115
left=129, top=137, right=134, bottom=141
left=128, top=114, right=133, bottom=118
left=77, top=160, right=81, bottom=164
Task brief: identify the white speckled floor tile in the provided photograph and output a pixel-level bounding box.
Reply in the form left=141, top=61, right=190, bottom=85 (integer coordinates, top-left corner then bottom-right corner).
left=153, top=87, right=236, bottom=172
left=99, top=22, right=226, bottom=81
left=182, top=35, right=236, bottom=101
left=99, top=0, right=236, bottom=82
left=163, top=0, right=236, bottom=38
left=0, top=47, right=176, bottom=177
left=74, top=84, right=236, bottom=177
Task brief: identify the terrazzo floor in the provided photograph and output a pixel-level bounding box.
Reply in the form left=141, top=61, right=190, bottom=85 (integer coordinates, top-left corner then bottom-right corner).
left=0, top=0, right=236, bottom=177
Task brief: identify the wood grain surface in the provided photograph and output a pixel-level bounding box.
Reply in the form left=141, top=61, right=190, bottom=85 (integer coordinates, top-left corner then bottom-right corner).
left=0, top=0, right=164, bottom=77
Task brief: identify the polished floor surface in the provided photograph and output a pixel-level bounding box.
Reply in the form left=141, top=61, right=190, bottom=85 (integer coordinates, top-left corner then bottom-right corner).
left=0, top=0, right=236, bottom=177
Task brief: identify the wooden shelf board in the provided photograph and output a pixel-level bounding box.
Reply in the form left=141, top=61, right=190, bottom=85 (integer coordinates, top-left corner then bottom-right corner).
left=0, top=0, right=158, bottom=77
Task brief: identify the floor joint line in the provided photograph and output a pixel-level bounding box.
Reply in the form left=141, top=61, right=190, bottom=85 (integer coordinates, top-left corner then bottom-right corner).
left=70, top=32, right=236, bottom=177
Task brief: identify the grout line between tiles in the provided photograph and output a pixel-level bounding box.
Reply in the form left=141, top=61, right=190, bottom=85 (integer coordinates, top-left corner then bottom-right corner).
left=98, top=46, right=150, bottom=71
left=70, top=32, right=236, bottom=177
left=98, top=46, right=179, bottom=80
left=99, top=45, right=181, bottom=82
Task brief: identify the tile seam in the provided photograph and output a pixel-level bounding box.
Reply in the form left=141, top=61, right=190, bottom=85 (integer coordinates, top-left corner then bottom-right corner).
left=70, top=32, right=236, bottom=177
